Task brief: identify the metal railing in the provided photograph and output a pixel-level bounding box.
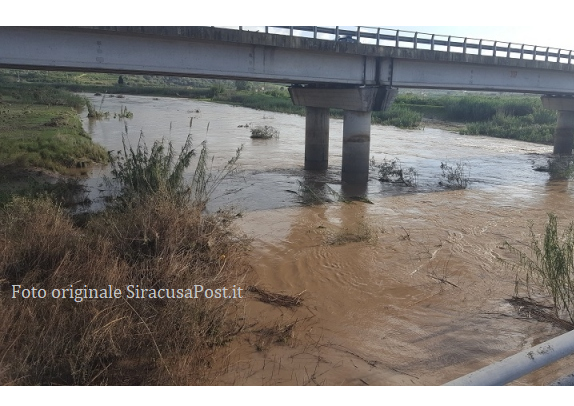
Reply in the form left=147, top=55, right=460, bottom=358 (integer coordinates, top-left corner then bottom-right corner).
left=444, top=328, right=574, bottom=385
left=224, top=26, right=574, bottom=65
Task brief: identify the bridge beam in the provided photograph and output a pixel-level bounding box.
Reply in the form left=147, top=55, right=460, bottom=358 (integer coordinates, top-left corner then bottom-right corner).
left=290, top=86, right=396, bottom=183
left=542, top=96, right=574, bottom=155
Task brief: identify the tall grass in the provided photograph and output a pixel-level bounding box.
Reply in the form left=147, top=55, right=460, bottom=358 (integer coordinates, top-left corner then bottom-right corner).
left=1, top=131, right=249, bottom=385
left=372, top=105, right=422, bottom=128
left=506, top=214, right=574, bottom=323
left=107, top=129, right=241, bottom=208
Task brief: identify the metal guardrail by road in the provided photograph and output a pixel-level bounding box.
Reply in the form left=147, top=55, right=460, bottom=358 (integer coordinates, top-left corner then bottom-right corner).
left=444, top=328, right=574, bottom=386
left=224, top=26, right=574, bottom=65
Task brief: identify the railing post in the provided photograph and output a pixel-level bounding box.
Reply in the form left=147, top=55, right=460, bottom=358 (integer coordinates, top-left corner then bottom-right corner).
left=463, top=37, right=467, bottom=54
left=478, top=39, right=482, bottom=55
left=447, top=36, right=451, bottom=53
left=431, top=34, right=435, bottom=51
left=414, top=32, right=418, bottom=49
left=533, top=45, right=537, bottom=60
left=335, top=26, right=339, bottom=41
left=395, top=30, right=399, bottom=48
left=239, top=26, right=243, bottom=31
left=265, top=26, right=269, bottom=34
left=493, top=41, right=497, bottom=57
left=356, top=26, right=361, bottom=43
left=289, top=26, right=293, bottom=37
left=313, top=26, right=317, bottom=39
left=569, top=50, right=572, bottom=65
left=520, top=44, right=525, bottom=60
left=507, top=43, right=511, bottom=58
left=376, top=28, right=380, bottom=46
left=545, top=48, right=549, bottom=62
left=558, top=49, right=562, bottom=63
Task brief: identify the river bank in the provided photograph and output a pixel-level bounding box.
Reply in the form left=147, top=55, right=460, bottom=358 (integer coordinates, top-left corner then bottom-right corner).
left=0, top=86, right=108, bottom=205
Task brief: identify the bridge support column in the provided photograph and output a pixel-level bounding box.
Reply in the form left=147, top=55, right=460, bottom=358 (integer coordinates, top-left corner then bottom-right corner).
left=305, top=107, right=330, bottom=170
left=553, top=111, right=574, bottom=155
left=542, top=95, right=574, bottom=155
left=289, top=85, right=397, bottom=183
left=342, top=110, right=371, bottom=183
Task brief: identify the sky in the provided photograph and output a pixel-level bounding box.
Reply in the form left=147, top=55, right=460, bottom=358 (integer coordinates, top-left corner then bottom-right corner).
left=5, top=1, right=574, bottom=51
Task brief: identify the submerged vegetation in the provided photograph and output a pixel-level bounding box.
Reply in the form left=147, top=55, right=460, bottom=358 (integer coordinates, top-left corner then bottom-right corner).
left=250, top=125, right=279, bottom=139
left=506, top=214, right=574, bottom=325
left=439, top=160, right=471, bottom=189
left=373, top=157, right=418, bottom=187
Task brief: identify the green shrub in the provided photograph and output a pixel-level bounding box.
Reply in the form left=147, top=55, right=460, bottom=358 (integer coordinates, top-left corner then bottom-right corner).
left=506, top=214, right=574, bottom=323
left=440, top=160, right=470, bottom=189
left=374, top=157, right=418, bottom=186
left=250, top=125, right=279, bottom=139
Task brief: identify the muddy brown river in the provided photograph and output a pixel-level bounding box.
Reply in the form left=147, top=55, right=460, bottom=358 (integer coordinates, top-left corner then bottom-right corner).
left=82, top=93, right=573, bottom=385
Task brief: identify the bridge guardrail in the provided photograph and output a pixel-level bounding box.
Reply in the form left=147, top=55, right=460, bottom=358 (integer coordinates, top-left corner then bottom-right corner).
left=444, top=328, right=574, bottom=386
left=222, top=26, right=574, bottom=65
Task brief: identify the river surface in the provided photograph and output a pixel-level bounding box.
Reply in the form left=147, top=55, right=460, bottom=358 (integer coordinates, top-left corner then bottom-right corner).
left=81, top=93, right=574, bottom=385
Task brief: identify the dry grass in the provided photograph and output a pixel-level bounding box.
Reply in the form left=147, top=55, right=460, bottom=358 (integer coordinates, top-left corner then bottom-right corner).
left=0, top=194, right=250, bottom=385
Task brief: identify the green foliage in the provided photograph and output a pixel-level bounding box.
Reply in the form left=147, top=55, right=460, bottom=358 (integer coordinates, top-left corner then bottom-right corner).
left=440, top=160, right=470, bottom=189
left=1, top=85, right=86, bottom=109
left=372, top=105, right=422, bottom=128
left=461, top=112, right=555, bottom=144
left=115, top=105, right=133, bottom=119
left=0, top=87, right=108, bottom=173
left=86, top=99, right=110, bottom=120
left=217, top=92, right=305, bottom=115
left=250, top=125, right=279, bottom=139
left=443, top=96, right=498, bottom=121
left=108, top=132, right=196, bottom=205
left=507, top=214, right=574, bottom=323
left=234, top=80, right=252, bottom=91
left=374, top=157, right=418, bottom=186
left=209, top=82, right=227, bottom=97
left=107, top=129, right=241, bottom=208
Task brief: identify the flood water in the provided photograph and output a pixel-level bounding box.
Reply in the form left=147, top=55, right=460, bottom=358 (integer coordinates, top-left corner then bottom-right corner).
left=82, top=93, right=574, bottom=385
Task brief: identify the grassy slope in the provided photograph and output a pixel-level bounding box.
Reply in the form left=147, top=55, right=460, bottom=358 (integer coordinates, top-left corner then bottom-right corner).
left=0, top=86, right=107, bottom=173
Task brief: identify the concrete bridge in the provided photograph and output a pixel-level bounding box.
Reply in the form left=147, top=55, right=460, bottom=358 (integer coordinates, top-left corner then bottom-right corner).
left=3, top=26, right=574, bottom=183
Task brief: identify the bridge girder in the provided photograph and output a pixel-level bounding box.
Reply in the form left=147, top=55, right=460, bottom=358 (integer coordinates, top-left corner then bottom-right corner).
left=3, top=27, right=574, bottom=96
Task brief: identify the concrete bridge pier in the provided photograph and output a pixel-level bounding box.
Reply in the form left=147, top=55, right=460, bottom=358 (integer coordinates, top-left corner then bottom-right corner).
left=304, top=107, right=330, bottom=170
left=289, top=85, right=397, bottom=183
left=541, top=96, right=574, bottom=155
left=342, top=110, right=372, bottom=183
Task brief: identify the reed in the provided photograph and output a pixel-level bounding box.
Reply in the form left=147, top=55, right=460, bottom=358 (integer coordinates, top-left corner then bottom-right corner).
left=506, top=214, right=574, bottom=324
